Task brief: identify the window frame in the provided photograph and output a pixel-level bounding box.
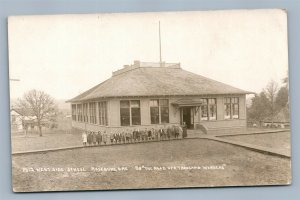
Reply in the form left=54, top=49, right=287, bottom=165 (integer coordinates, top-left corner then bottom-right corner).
left=83, top=103, right=89, bottom=123
left=200, top=98, right=208, bottom=121
left=77, top=104, right=83, bottom=122
left=232, top=97, right=239, bottom=119
left=120, top=100, right=141, bottom=126
left=208, top=98, right=217, bottom=120
left=160, top=99, right=169, bottom=124
left=150, top=99, right=170, bottom=124
left=98, top=101, right=108, bottom=126
left=224, top=97, right=239, bottom=120
left=88, top=102, right=97, bottom=124
left=150, top=99, right=159, bottom=124
left=200, top=98, right=217, bottom=121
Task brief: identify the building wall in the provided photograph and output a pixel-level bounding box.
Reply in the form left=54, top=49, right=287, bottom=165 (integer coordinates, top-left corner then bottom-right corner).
left=10, top=110, right=23, bottom=131
left=71, top=94, right=247, bottom=135
left=169, top=97, right=181, bottom=124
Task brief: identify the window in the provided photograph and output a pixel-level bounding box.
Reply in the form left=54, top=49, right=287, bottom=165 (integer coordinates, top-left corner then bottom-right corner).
left=77, top=104, right=83, bottom=122
left=98, top=102, right=107, bottom=126
left=200, top=99, right=208, bottom=121
left=160, top=99, right=169, bottom=123
left=150, top=99, right=169, bottom=124
left=120, top=100, right=130, bottom=126
left=150, top=100, right=159, bottom=124
left=131, top=100, right=141, bottom=125
left=71, top=104, right=77, bottom=121
left=209, top=98, right=217, bottom=120
left=232, top=97, right=239, bottom=119
left=83, top=103, right=88, bottom=123
left=224, top=98, right=231, bottom=119
left=89, top=102, right=97, bottom=124
left=120, top=100, right=141, bottom=126
left=224, top=97, right=239, bottom=119
left=200, top=98, right=217, bottom=121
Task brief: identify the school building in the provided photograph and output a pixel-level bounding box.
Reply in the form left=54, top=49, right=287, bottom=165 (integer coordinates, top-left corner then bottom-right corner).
left=67, top=61, right=251, bottom=135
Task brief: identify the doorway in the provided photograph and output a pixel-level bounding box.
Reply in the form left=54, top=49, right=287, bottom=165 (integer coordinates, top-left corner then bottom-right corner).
left=182, top=107, right=194, bottom=129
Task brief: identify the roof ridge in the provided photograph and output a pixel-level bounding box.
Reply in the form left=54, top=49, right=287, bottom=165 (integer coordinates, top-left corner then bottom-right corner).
left=111, top=66, right=141, bottom=77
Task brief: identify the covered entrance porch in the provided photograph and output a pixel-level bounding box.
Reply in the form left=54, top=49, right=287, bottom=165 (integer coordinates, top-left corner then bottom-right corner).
left=172, top=99, right=202, bottom=129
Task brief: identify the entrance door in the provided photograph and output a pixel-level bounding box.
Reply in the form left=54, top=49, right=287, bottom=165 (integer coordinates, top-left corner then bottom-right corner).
left=182, top=107, right=194, bottom=129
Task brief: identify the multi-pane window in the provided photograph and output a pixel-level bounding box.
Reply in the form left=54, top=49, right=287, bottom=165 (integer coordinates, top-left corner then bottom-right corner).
left=200, top=99, right=208, bottom=121
left=150, top=99, right=169, bottom=124
left=89, top=102, right=97, bottom=124
left=98, top=102, right=107, bottom=126
left=232, top=97, right=239, bottom=119
left=71, top=104, right=77, bottom=121
left=160, top=99, right=169, bottom=123
left=120, top=100, right=130, bottom=126
left=120, top=100, right=141, bottom=126
left=200, top=98, right=217, bottom=121
left=209, top=99, right=217, bottom=120
left=131, top=100, right=141, bottom=125
left=83, top=103, right=88, bottom=123
left=77, top=104, right=83, bottom=122
left=224, top=97, right=239, bottom=119
left=224, top=98, right=231, bottom=119
left=150, top=100, right=159, bottom=124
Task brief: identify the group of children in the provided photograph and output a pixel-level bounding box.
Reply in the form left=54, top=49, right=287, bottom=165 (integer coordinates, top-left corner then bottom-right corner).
left=81, top=125, right=185, bottom=146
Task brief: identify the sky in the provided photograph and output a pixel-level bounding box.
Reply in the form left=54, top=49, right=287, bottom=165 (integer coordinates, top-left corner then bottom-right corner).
left=8, top=9, right=288, bottom=100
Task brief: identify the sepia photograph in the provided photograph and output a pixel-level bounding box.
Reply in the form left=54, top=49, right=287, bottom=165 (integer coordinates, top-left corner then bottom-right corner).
left=8, top=9, right=291, bottom=192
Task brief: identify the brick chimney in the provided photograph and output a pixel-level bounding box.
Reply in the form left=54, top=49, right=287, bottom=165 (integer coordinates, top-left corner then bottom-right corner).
left=133, top=60, right=140, bottom=67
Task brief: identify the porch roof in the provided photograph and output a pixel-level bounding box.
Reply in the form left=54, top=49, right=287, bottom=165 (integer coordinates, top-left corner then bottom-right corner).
left=171, top=99, right=203, bottom=107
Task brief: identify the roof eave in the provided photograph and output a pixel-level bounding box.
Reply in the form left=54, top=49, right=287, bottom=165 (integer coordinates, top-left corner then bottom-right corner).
left=66, top=92, right=254, bottom=103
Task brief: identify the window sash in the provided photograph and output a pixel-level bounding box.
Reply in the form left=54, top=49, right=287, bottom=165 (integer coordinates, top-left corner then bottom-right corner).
left=232, top=103, right=239, bottom=119
left=224, top=104, right=231, bottom=119
left=150, top=107, right=159, bottom=124
left=200, top=98, right=216, bottom=121
left=120, top=107, right=130, bottom=126
left=201, top=105, right=208, bottom=120
left=150, top=99, right=169, bottom=124
left=160, top=106, right=169, bottom=123
left=131, top=107, right=141, bottom=125
left=120, top=100, right=130, bottom=108
left=82, top=103, right=88, bottom=123
left=98, top=102, right=107, bottom=126
left=209, top=104, right=217, bottom=120
left=159, top=99, right=169, bottom=124
left=89, top=102, right=97, bottom=124
left=77, top=104, right=83, bottom=122
left=150, top=100, right=159, bottom=107
left=224, top=97, right=239, bottom=119
left=120, top=100, right=141, bottom=126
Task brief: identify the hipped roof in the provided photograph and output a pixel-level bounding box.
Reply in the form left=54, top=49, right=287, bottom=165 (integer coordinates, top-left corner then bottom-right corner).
left=67, top=66, right=251, bottom=102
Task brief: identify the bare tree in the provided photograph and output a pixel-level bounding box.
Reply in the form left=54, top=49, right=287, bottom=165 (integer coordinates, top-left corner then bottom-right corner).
left=264, top=80, right=279, bottom=125
left=16, top=89, right=56, bottom=136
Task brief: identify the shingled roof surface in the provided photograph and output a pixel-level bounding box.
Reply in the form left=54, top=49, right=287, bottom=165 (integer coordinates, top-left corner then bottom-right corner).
left=68, top=66, right=250, bottom=102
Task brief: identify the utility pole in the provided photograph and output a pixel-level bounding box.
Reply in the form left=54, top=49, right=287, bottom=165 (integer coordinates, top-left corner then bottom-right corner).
left=159, top=21, right=162, bottom=67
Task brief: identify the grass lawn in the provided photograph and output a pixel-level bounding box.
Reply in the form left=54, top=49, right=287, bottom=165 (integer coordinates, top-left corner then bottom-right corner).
left=220, top=131, right=291, bottom=155
left=11, top=132, right=82, bottom=153
left=12, top=139, right=291, bottom=192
